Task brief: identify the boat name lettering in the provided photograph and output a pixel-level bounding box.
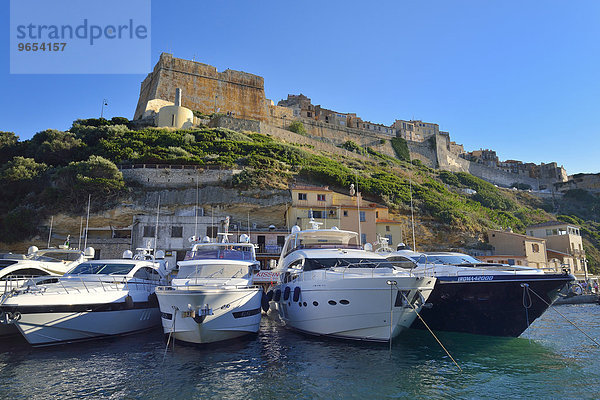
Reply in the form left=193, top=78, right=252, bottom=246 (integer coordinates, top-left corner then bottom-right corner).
left=457, top=276, right=494, bottom=282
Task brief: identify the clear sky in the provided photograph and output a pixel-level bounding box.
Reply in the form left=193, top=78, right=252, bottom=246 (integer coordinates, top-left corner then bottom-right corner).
left=1, top=0, right=599, bottom=174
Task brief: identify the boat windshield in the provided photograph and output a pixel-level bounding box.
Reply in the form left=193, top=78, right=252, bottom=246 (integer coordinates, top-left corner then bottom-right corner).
left=303, top=258, right=395, bottom=271
left=178, top=264, right=251, bottom=279
left=29, top=252, right=81, bottom=262
left=184, top=245, right=255, bottom=261
left=284, top=230, right=361, bottom=255
left=68, top=262, right=135, bottom=275
left=418, top=253, right=483, bottom=265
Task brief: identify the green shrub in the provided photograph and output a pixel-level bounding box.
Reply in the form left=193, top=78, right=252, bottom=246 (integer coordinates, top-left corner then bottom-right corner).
left=1, top=157, right=47, bottom=181
left=288, top=121, right=306, bottom=135
left=390, top=137, right=410, bottom=161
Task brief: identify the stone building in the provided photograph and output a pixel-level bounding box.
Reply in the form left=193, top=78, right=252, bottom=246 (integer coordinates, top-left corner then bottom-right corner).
left=392, top=120, right=439, bottom=142
left=554, top=173, right=600, bottom=193
left=134, top=53, right=268, bottom=122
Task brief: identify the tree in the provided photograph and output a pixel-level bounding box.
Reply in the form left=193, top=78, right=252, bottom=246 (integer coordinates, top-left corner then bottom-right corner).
left=1, top=156, right=47, bottom=181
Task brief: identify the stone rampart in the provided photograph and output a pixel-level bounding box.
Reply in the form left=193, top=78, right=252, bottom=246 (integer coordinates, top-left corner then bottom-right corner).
left=120, top=165, right=241, bottom=189
left=134, top=53, right=267, bottom=121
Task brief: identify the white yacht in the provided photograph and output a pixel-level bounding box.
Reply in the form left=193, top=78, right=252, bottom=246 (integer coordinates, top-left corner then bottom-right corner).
left=0, top=248, right=169, bottom=346
left=271, top=223, right=436, bottom=342
left=156, top=233, right=263, bottom=344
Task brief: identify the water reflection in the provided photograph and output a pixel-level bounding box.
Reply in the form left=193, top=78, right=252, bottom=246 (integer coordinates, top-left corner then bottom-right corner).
left=0, top=305, right=597, bottom=399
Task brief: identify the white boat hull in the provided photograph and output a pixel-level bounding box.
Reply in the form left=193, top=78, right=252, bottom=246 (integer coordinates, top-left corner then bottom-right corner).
left=157, top=287, right=262, bottom=344
left=276, top=275, right=435, bottom=342
left=14, top=308, right=160, bottom=346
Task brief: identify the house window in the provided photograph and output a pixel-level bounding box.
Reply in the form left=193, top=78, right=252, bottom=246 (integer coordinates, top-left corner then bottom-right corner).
left=206, top=226, right=218, bottom=238
left=343, top=211, right=348, bottom=217
left=385, top=234, right=393, bottom=244
left=298, top=193, right=307, bottom=201
left=361, top=234, right=367, bottom=244
left=386, top=225, right=390, bottom=232
left=532, top=243, right=540, bottom=253
left=142, top=226, right=155, bottom=237
left=307, top=111, right=312, bottom=117
left=171, top=226, right=183, bottom=238
left=311, top=210, right=323, bottom=219
left=359, top=211, right=366, bottom=222
left=546, top=229, right=553, bottom=236
left=376, top=211, right=379, bottom=218
left=317, top=194, right=326, bottom=202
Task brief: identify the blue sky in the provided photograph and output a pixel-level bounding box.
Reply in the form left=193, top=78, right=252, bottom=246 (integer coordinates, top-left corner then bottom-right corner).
left=1, top=0, right=598, bottom=174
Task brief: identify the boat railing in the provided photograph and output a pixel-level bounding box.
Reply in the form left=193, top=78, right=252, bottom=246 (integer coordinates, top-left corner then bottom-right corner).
left=10, top=275, right=160, bottom=295
left=155, top=284, right=259, bottom=292
left=1, top=275, right=60, bottom=293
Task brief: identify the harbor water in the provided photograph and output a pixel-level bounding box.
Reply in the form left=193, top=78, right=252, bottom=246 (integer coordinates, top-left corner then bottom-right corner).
left=0, top=304, right=599, bottom=399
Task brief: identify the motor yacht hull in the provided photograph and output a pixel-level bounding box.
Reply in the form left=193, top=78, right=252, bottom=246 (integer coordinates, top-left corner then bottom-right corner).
left=276, top=275, right=435, bottom=342
left=157, top=287, right=262, bottom=344
left=411, top=273, right=573, bottom=337
left=10, top=307, right=160, bottom=346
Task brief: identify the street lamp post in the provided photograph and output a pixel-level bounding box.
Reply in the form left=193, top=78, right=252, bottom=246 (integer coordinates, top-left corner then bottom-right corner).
left=100, top=99, right=108, bottom=119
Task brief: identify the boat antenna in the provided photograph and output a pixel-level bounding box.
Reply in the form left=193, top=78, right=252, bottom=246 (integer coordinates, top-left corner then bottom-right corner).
left=194, top=172, right=199, bottom=239
left=211, top=206, right=214, bottom=242
left=409, top=177, right=416, bottom=251
left=83, top=194, right=91, bottom=250
left=78, top=216, right=83, bottom=250
left=247, top=211, right=250, bottom=238
left=47, top=215, right=54, bottom=248
left=153, top=195, right=160, bottom=255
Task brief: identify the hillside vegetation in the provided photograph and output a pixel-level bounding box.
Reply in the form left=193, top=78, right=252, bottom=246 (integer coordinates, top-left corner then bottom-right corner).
left=0, top=118, right=598, bottom=274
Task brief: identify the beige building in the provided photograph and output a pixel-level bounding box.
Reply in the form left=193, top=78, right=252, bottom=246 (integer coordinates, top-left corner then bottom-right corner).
left=286, top=184, right=402, bottom=246
left=487, top=229, right=548, bottom=269
left=526, top=221, right=587, bottom=277
left=392, top=120, right=439, bottom=142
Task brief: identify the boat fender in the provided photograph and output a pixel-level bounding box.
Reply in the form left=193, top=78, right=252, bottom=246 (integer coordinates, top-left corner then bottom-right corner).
left=147, top=292, right=158, bottom=307
left=125, top=295, right=134, bottom=309
left=283, top=286, right=290, bottom=301
left=293, top=287, right=301, bottom=302
left=273, top=289, right=281, bottom=302
left=261, top=292, right=270, bottom=312
left=266, top=290, right=274, bottom=302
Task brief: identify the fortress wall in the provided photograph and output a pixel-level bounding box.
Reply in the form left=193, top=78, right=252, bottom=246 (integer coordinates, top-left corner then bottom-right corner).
left=121, top=167, right=241, bottom=189
left=134, top=53, right=267, bottom=121
left=407, top=139, right=438, bottom=168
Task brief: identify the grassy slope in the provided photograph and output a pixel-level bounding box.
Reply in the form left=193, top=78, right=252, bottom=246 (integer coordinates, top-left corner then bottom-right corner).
left=1, top=120, right=598, bottom=273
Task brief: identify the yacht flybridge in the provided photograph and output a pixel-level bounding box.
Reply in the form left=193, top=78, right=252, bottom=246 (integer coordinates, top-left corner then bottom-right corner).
left=271, top=221, right=436, bottom=342
left=156, top=226, right=263, bottom=344
left=0, top=247, right=170, bottom=346
left=386, top=249, right=574, bottom=337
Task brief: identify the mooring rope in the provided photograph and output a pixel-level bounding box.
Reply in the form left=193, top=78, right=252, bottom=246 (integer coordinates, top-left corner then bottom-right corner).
left=398, top=285, right=462, bottom=372
left=163, top=305, right=178, bottom=362
left=521, top=283, right=532, bottom=329
left=527, top=286, right=600, bottom=348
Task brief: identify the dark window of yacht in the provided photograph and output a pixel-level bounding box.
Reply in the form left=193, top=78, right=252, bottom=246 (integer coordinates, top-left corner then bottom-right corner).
left=3, top=268, right=50, bottom=278
left=143, top=226, right=155, bottom=237
left=298, top=193, right=307, bottom=201
left=303, top=258, right=395, bottom=271
left=171, top=226, right=183, bottom=238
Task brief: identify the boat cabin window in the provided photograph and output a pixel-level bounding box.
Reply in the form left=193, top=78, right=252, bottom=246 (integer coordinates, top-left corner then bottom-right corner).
left=387, top=256, right=417, bottom=269
left=303, top=258, right=396, bottom=271
left=283, top=232, right=361, bottom=256
left=178, top=264, right=250, bottom=279
left=419, top=254, right=483, bottom=265
left=69, top=262, right=135, bottom=275
left=1, top=268, right=50, bottom=279
left=184, top=245, right=255, bottom=261
left=133, top=267, right=161, bottom=280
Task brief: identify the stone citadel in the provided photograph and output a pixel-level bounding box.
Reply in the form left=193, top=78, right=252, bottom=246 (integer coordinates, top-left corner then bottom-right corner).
left=135, top=53, right=568, bottom=191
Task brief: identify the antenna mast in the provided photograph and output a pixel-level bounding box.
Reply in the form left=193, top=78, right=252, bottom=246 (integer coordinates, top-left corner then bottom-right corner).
left=356, top=175, right=362, bottom=246
left=47, top=216, right=53, bottom=248
left=78, top=216, right=83, bottom=250
left=409, top=177, right=416, bottom=251
left=83, top=194, right=91, bottom=249
left=153, top=195, right=161, bottom=254
left=194, top=172, right=199, bottom=239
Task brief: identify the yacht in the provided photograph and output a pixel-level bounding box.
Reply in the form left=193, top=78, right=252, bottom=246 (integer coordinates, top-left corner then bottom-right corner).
left=156, top=233, right=263, bottom=344
left=271, top=222, right=436, bottom=342
left=386, top=249, right=574, bottom=337
left=0, top=248, right=169, bottom=346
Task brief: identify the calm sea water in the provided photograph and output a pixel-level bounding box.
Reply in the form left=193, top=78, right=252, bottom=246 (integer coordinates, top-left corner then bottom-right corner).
left=0, top=304, right=599, bottom=400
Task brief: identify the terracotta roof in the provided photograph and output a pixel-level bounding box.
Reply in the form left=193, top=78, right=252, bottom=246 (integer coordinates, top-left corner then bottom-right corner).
left=487, top=229, right=545, bottom=242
